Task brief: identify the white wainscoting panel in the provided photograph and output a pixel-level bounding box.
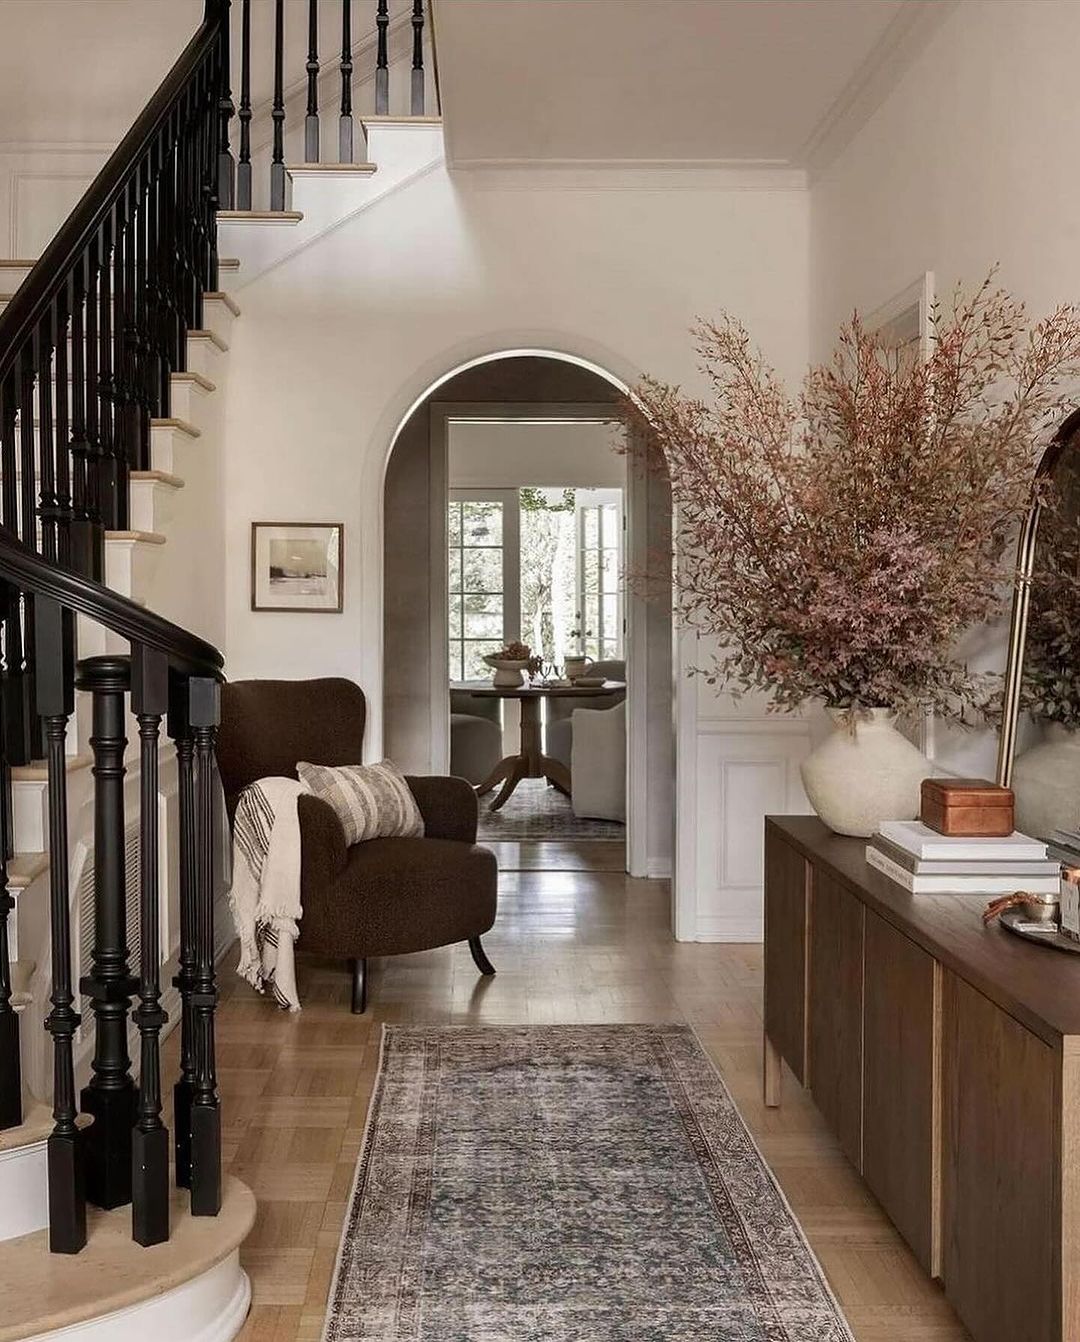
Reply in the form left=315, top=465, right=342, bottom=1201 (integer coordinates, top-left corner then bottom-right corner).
left=689, top=718, right=813, bottom=942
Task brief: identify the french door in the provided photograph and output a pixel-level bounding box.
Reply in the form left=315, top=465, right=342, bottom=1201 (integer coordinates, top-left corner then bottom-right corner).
left=573, top=488, right=624, bottom=660
left=447, top=489, right=520, bottom=681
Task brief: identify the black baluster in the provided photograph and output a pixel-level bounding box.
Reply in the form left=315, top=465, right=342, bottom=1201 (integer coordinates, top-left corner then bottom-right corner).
left=120, top=176, right=140, bottom=495
left=375, top=0, right=389, bottom=115
left=339, top=0, right=354, bottom=163
left=54, top=286, right=73, bottom=567
left=76, top=654, right=138, bottom=1211
left=131, top=646, right=170, bottom=1247
left=270, top=0, right=287, bottom=211
left=0, top=706, right=20, bottom=1129
left=236, top=0, right=253, bottom=209
left=134, top=162, right=153, bottom=470
left=306, top=0, right=320, bottom=162
left=84, top=239, right=104, bottom=568
left=411, top=0, right=425, bottom=116
left=17, top=348, right=41, bottom=760
left=68, top=256, right=99, bottom=579
left=100, top=210, right=119, bottom=531
left=189, top=676, right=221, bottom=1216
left=18, top=343, right=38, bottom=552
left=36, top=597, right=87, bottom=1254
left=216, top=0, right=235, bottom=209
left=169, top=683, right=196, bottom=1190
left=0, top=379, right=31, bottom=768
left=36, top=314, right=58, bottom=563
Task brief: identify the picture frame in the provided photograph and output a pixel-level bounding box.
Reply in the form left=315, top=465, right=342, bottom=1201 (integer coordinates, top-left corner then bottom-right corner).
left=250, top=522, right=344, bottom=612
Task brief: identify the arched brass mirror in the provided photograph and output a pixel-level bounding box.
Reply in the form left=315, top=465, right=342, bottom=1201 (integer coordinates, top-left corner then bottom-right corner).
left=997, top=409, right=1080, bottom=840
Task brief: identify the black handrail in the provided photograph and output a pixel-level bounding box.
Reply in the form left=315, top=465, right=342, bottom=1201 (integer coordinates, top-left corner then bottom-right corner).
left=0, top=528, right=222, bottom=679
left=0, top=1, right=228, bottom=385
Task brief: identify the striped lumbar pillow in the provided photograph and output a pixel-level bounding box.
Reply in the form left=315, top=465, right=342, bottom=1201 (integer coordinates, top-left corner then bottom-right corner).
left=295, top=759, right=424, bottom=845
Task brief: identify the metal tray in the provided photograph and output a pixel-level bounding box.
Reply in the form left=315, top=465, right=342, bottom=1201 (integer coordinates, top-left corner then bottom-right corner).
left=1000, top=907, right=1080, bottom=954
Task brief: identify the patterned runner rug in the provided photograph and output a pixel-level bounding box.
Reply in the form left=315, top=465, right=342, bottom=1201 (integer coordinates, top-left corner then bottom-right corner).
left=476, top=778, right=625, bottom=842
left=323, top=1024, right=854, bottom=1341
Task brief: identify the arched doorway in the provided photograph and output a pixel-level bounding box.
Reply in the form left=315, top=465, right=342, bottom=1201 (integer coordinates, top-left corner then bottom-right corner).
left=381, top=351, right=673, bottom=882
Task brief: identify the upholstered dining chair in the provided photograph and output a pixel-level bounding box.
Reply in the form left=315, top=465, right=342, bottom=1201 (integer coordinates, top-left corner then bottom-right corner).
left=215, top=677, right=498, bottom=1013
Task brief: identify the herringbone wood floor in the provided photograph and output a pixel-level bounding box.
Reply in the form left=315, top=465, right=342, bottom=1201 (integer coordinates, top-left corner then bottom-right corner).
left=191, top=840, right=968, bottom=1342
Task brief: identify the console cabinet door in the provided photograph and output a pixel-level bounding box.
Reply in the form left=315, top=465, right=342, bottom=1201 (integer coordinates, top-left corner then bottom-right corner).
left=862, top=911, right=940, bottom=1275
left=764, top=831, right=809, bottom=1083
left=941, top=973, right=1056, bottom=1342
left=808, top=870, right=864, bottom=1169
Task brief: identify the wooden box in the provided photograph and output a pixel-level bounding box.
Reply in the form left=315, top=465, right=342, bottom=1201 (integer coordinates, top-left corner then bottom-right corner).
left=920, top=778, right=1014, bottom=837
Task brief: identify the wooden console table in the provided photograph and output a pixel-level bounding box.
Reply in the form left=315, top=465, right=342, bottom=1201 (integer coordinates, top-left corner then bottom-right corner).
left=763, top=816, right=1080, bottom=1342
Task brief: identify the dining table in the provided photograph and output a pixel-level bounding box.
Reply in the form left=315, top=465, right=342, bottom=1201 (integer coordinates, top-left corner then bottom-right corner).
left=451, top=679, right=627, bottom=811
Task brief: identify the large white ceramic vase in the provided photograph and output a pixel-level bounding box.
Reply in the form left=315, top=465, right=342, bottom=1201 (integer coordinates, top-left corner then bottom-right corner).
left=800, top=707, right=928, bottom=837
left=1013, top=722, right=1080, bottom=839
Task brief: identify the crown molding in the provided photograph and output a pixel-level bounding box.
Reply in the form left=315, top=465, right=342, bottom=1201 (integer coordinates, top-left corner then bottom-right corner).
left=800, top=0, right=960, bottom=177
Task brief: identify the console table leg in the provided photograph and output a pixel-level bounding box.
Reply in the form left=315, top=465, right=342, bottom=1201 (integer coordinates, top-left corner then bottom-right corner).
left=764, top=1033, right=782, bottom=1108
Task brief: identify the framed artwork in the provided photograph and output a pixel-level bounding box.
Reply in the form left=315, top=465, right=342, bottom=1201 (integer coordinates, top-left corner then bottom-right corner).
left=250, top=522, right=344, bottom=612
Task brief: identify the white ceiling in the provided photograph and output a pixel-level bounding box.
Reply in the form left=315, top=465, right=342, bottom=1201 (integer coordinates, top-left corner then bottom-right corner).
left=433, top=0, right=939, bottom=168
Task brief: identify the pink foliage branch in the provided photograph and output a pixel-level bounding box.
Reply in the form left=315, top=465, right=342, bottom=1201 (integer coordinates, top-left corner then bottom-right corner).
left=624, top=273, right=1080, bottom=717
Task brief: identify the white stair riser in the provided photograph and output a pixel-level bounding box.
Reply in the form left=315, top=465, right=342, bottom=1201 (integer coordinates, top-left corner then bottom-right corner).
left=169, top=377, right=212, bottom=423
left=184, top=335, right=225, bottom=382
left=104, top=537, right=164, bottom=603
left=150, top=423, right=198, bottom=475
left=0, top=1140, right=48, bottom=1242
left=128, top=478, right=180, bottom=534
left=22, top=1254, right=250, bottom=1342
left=12, top=781, right=47, bottom=855
left=201, top=296, right=236, bottom=344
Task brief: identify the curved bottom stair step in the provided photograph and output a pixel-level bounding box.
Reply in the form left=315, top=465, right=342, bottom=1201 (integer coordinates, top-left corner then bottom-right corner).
left=0, top=1175, right=255, bottom=1342
left=0, top=1104, right=52, bottom=1243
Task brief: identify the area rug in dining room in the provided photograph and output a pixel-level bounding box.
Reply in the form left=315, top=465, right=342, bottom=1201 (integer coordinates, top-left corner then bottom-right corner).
left=322, top=1024, right=854, bottom=1341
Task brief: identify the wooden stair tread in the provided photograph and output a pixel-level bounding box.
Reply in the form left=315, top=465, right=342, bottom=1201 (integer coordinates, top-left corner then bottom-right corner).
left=203, top=289, right=241, bottom=317
left=0, top=1176, right=255, bottom=1342
left=362, top=114, right=442, bottom=126
left=104, top=529, right=166, bottom=545
left=186, top=328, right=229, bottom=353
left=11, top=753, right=92, bottom=782
left=218, top=257, right=240, bottom=271
left=0, top=1102, right=51, bottom=1153
left=216, top=209, right=303, bottom=223
left=286, top=161, right=377, bottom=174
left=171, top=369, right=216, bottom=393
left=8, top=850, right=49, bottom=890
left=130, top=469, right=184, bottom=489
left=151, top=415, right=201, bottom=438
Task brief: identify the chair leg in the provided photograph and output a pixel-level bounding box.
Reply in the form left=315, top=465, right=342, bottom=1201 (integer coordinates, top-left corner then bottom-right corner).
left=350, top=958, right=367, bottom=1014
left=468, top=937, right=496, bottom=977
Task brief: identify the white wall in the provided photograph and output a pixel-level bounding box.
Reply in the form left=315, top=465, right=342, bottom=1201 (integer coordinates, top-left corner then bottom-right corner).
left=448, top=420, right=625, bottom=489
left=811, top=0, right=1080, bottom=778
left=220, top=147, right=811, bottom=938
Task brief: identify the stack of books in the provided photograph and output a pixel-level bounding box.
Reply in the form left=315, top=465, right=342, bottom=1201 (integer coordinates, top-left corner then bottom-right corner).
left=866, top=819, right=1060, bottom=895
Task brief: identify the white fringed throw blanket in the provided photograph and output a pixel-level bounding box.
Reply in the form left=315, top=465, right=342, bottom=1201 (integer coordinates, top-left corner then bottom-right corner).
left=228, top=777, right=307, bottom=1011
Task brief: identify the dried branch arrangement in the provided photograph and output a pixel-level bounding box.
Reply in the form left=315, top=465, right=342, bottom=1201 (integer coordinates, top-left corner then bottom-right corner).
left=626, top=273, right=1080, bottom=717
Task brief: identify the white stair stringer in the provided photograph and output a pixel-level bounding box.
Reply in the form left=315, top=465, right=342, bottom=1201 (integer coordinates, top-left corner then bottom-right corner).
left=218, top=118, right=444, bottom=287
left=0, top=1105, right=50, bottom=1244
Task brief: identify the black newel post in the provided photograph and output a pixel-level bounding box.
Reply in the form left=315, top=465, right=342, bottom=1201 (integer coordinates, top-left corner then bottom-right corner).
left=76, top=654, right=138, bottom=1211
left=375, top=0, right=389, bottom=114
left=411, top=0, right=425, bottom=116
left=131, top=646, right=170, bottom=1246
left=339, top=0, right=354, bottom=163
left=237, top=0, right=252, bottom=209
left=169, top=680, right=197, bottom=1189
left=189, top=676, right=222, bottom=1216
left=36, top=598, right=87, bottom=1254
left=306, top=0, right=321, bottom=163
left=270, top=0, right=287, bottom=211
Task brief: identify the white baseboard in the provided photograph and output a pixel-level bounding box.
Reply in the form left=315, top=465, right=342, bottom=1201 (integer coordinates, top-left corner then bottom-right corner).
left=646, top=858, right=673, bottom=879
left=692, top=912, right=764, bottom=943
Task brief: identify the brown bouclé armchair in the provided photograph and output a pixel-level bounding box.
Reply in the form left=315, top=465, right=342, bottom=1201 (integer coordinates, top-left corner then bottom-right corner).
left=216, top=678, right=498, bottom=1012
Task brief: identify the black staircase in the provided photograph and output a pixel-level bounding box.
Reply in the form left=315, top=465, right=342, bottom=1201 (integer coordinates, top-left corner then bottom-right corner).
left=0, top=0, right=229, bottom=1253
